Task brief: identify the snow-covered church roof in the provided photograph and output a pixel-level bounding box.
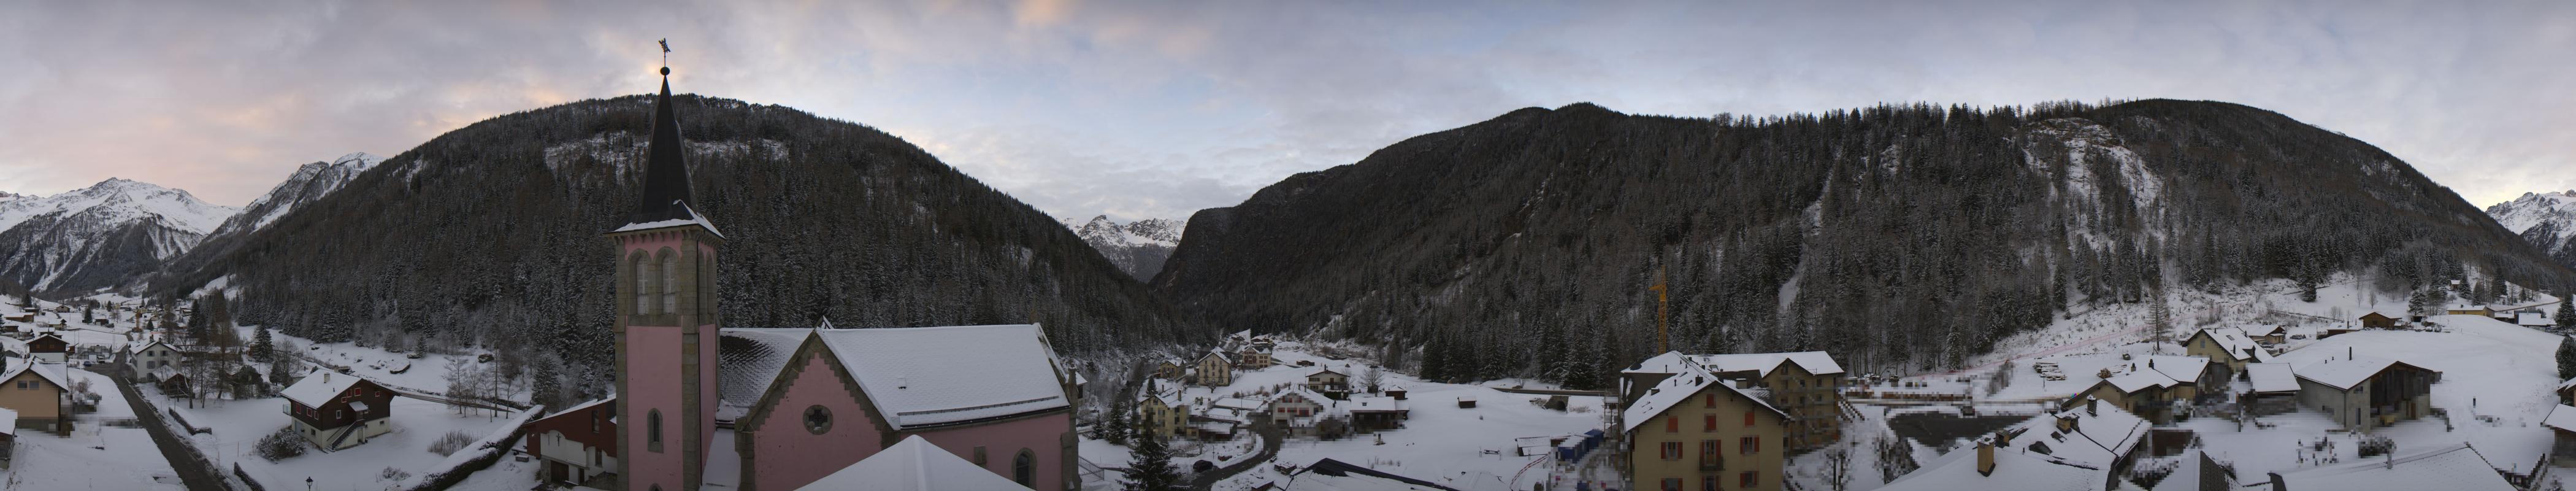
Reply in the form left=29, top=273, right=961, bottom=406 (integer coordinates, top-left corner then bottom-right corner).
left=813, top=324, right=1068, bottom=429
left=796, top=435, right=1030, bottom=490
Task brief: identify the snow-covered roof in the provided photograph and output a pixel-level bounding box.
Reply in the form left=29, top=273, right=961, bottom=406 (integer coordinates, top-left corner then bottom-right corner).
left=539, top=396, right=616, bottom=422
left=798, top=435, right=1032, bottom=490
left=2289, top=353, right=2431, bottom=391
left=1629, top=350, right=1846, bottom=377
left=2242, top=325, right=2283, bottom=336
left=1347, top=396, right=1404, bottom=412
left=0, top=408, right=15, bottom=436
left=0, top=336, right=24, bottom=355
left=814, top=324, right=1070, bottom=430
left=2447, top=303, right=2489, bottom=311
left=2518, top=312, right=2552, bottom=327
left=126, top=339, right=172, bottom=354
left=2266, top=443, right=2513, bottom=490
left=280, top=371, right=366, bottom=408
left=1271, top=385, right=1330, bottom=405
left=1308, top=367, right=1347, bottom=378
left=2548, top=405, right=2576, bottom=433
left=2101, top=371, right=2174, bottom=393
left=2004, top=401, right=2148, bottom=468
left=1192, top=420, right=1238, bottom=434
left=703, top=428, right=743, bottom=488
left=1211, top=397, right=1263, bottom=411
left=2247, top=363, right=2299, bottom=393
left=610, top=201, right=724, bottom=238
left=1198, top=349, right=1234, bottom=365
left=716, top=328, right=810, bottom=420
left=2191, top=328, right=2264, bottom=361
left=2144, top=356, right=2208, bottom=384
left=1619, top=360, right=1786, bottom=433
left=1877, top=438, right=2104, bottom=491
left=348, top=401, right=370, bottom=412
left=2361, top=310, right=2402, bottom=319
left=1285, top=458, right=1460, bottom=491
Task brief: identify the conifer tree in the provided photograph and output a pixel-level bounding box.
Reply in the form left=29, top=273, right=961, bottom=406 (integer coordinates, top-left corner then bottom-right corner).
left=1122, top=415, right=1186, bottom=491
left=2559, top=295, right=2574, bottom=331
left=531, top=355, right=562, bottom=409
left=2558, top=335, right=2576, bottom=381
left=251, top=325, right=275, bottom=362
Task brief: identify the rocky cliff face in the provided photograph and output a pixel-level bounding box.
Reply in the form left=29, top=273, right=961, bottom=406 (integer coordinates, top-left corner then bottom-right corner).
left=0, top=178, right=237, bottom=295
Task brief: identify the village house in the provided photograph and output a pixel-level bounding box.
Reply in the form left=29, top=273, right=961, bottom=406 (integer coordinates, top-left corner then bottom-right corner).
left=0, top=360, right=66, bottom=433
left=2286, top=347, right=2438, bottom=430
left=1192, top=349, right=1236, bottom=387
left=2241, top=325, right=2287, bottom=344
left=521, top=397, right=618, bottom=487
left=25, top=334, right=67, bottom=364
left=1267, top=386, right=1333, bottom=437
left=2549, top=405, right=2576, bottom=468
left=2358, top=311, right=2402, bottom=330
left=2067, top=355, right=2218, bottom=423
left=1624, top=350, right=1849, bottom=452
left=150, top=368, right=189, bottom=396
left=2183, top=327, right=2272, bottom=378
left=1877, top=398, right=2149, bottom=491
left=2445, top=303, right=2493, bottom=316
left=2244, top=362, right=2301, bottom=414
left=1153, top=358, right=1187, bottom=380
left=2263, top=443, right=2514, bottom=490
left=280, top=371, right=394, bottom=450
left=126, top=338, right=180, bottom=374
left=607, top=65, right=1078, bottom=491
left=1620, top=359, right=1790, bottom=491
left=1134, top=379, right=1192, bottom=441
left=1236, top=344, right=1275, bottom=371
left=1305, top=367, right=1351, bottom=396
left=1345, top=395, right=1408, bottom=433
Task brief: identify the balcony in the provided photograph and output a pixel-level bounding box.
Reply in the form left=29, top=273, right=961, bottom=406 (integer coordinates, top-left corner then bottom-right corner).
left=1698, top=455, right=1725, bottom=471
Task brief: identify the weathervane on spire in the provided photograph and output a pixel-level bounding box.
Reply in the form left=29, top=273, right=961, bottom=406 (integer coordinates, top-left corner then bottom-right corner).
left=658, top=39, right=672, bottom=75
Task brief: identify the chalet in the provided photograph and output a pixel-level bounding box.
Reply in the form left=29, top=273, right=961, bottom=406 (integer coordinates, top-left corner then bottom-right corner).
left=1282, top=458, right=1461, bottom=490
left=25, top=334, right=66, bottom=364
left=2358, top=311, right=2401, bottom=330
left=2446, top=303, right=2493, bottom=316
left=1152, top=358, right=1187, bottom=380
left=1192, top=349, right=1236, bottom=387
left=2549, top=405, right=2576, bottom=468
left=280, top=371, right=394, bottom=450
left=2182, top=328, right=2272, bottom=377
left=715, top=324, right=1079, bottom=490
left=2521, top=312, right=2555, bottom=328
left=128, top=339, right=181, bottom=373
left=2067, top=355, right=2217, bottom=423
left=1381, top=384, right=1406, bottom=400
left=797, top=435, right=1033, bottom=490
left=2285, top=348, right=2437, bottom=430
left=0, top=360, right=66, bottom=433
left=1878, top=399, right=2149, bottom=491
left=523, top=397, right=618, bottom=487
left=1620, top=360, right=1790, bottom=491
left=1267, top=387, right=1333, bottom=437
left=2263, top=443, right=2514, bottom=490
left=1305, top=368, right=1351, bottom=396
left=1235, top=344, right=1275, bottom=371
left=150, top=368, right=189, bottom=396
left=1624, top=350, right=1849, bottom=452
left=2320, top=326, right=2359, bottom=339
left=1345, top=395, right=1408, bottom=433
left=2241, top=325, right=2286, bottom=344
left=2244, top=363, right=2301, bottom=414
left=1135, top=379, right=1192, bottom=441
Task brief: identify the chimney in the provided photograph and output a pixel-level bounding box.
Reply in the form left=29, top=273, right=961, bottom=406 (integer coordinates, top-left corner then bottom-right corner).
left=2086, top=396, right=2098, bottom=417
left=1976, top=438, right=1997, bottom=476
left=2348, top=346, right=2354, bottom=360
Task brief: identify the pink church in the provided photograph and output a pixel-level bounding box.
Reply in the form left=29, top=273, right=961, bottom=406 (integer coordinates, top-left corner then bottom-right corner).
left=609, top=64, right=1078, bottom=491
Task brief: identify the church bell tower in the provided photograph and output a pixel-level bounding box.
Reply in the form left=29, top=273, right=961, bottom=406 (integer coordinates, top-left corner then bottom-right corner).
left=608, top=60, right=725, bottom=491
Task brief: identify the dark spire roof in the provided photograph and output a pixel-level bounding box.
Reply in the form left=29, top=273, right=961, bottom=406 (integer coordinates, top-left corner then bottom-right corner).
left=615, top=66, right=719, bottom=236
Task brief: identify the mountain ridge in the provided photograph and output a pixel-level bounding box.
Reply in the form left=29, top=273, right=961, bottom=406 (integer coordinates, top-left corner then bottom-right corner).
left=0, top=178, right=237, bottom=294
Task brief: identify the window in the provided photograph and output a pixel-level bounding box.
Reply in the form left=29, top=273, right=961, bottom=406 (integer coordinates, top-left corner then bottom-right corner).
left=973, top=446, right=988, bottom=465
left=1666, top=416, right=1678, bottom=433
left=1660, top=477, right=1681, bottom=491
left=1701, top=475, right=1719, bottom=491
left=1703, top=414, right=1715, bottom=431
left=1703, top=393, right=1715, bottom=408
left=648, top=409, right=664, bottom=450
left=590, top=411, right=600, bottom=433
left=803, top=405, right=833, bottom=435
left=1701, top=439, right=1719, bottom=460
left=660, top=253, right=678, bottom=314
left=1661, top=441, right=1682, bottom=460
left=1740, top=436, right=1758, bottom=454
left=1744, top=411, right=1756, bottom=427
left=1739, top=471, right=1756, bottom=488
left=634, top=255, right=654, bottom=315
left=1013, top=449, right=1037, bottom=485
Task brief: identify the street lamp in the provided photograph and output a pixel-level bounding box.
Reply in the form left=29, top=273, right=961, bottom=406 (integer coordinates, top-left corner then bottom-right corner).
left=305, top=477, right=313, bottom=491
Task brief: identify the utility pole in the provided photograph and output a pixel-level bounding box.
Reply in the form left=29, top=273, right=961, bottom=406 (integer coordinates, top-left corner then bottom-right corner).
left=1651, top=265, right=1669, bottom=354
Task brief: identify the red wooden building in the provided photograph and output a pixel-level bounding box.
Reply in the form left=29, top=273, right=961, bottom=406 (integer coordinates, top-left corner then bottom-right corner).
left=523, top=397, right=618, bottom=487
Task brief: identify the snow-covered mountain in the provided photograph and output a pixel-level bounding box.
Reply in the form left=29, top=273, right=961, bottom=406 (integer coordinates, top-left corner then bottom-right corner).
left=0, top=178, right=239, bottom=294
left=204, top=152, right=385, bottom=240
left=1060, top=215, right=1187, bottom=280
left=2486, top=190, right=2576, bottom=269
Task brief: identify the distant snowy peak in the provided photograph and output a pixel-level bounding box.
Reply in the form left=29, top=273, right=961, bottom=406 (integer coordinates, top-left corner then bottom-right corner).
left=2486, top=190, right=2576, bottom=234
left=211, top=152, right=384, bottom=239
left=1058, top=214, right=1189, bottom=280
left=0, top=177, right=238, bottom=234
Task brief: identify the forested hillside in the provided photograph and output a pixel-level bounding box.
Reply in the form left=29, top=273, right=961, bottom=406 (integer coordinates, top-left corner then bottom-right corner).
left=1156, top=99, right=2574, bottom=386
left=153, top=93, right=1206, bottom=379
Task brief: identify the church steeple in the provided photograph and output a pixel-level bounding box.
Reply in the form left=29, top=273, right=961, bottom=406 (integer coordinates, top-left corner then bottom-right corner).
left=616, top=62, right=720, bottom=236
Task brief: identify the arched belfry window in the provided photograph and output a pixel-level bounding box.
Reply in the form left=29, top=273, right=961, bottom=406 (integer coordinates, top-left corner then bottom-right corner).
left=648, top=409, right=664, bottom=450
left=1013, top=449, right=1036, bottom=485
left=633, top=253, right=654, bottom=315
left=659, top=249, right=679, bottom=314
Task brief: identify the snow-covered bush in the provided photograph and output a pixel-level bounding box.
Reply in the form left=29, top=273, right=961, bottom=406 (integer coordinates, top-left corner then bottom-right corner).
left=427, top=429, right=477, bottom=456
left=256, top=426, right=305, bottom=462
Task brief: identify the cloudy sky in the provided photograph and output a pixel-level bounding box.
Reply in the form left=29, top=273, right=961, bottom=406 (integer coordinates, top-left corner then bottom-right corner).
left=2, top=1, right=2572, bottom=222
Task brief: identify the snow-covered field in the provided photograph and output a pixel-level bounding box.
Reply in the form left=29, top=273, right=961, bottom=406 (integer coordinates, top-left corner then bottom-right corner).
left=2, top=368, right=185, bottom=490
left=149, top=389, right=526, bottom=490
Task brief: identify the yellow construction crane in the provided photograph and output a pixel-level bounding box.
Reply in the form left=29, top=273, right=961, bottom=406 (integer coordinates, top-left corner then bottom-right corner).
left=1650, top=265, right=1669, bottom=354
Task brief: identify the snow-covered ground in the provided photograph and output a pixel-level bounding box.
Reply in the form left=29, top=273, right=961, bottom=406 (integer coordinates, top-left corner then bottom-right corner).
left=1083, top=342, right=1606, bottom=491
left=235, top=323, right=527, bottom=405
left=148, top=388, right=527, bottom=490
left=1, top=368, right=184, bottom=490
